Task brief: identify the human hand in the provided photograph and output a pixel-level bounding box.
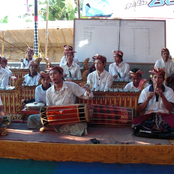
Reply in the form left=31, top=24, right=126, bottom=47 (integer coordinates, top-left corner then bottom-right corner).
left=155, top=88, right=163, bottom=97
left=80, top=83, right=91, bottom=95
left=147, top=92, right=155, bottom=101
left=114, top=75, right=118, bottom=78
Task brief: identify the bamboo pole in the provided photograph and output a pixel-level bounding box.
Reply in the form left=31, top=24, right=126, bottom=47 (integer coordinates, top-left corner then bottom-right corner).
left=2, top=31, right=4, bottom=57
left=77, top=0, right=80, bottom=19
left=45, top=0, right=49, bottom=57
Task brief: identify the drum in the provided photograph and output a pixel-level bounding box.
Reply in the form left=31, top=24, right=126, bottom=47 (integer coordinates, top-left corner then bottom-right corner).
left=88, top=104, right=133, bottom=126
left=40, top=104, right=89, bottom=126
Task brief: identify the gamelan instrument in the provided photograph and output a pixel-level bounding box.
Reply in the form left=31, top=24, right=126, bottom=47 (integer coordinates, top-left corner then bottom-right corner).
left=138, top=79, right=147, bottom=91
left=40, top=104, right=133, bottom=127
left=40, top=104, right=89, bottom=126
left=88, top=104, right=133, bottom=126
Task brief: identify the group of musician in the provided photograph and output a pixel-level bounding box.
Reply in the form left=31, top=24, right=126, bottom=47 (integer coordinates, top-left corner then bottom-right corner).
left=1, top=45, right=174, bottom=137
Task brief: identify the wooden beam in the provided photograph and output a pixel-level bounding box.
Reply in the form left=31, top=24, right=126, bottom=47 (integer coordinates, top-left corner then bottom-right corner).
left=2, top=31, right=4, bottom=56
left=0, top=37, right=22, bottom=52
left=16, top=30, right=31, bottom=48
left=52, top=29, right=61, bottom=53
left=45, top=29, right=53, bottom=53
left=69, top=28, right=73, bottom=38
left=7, top=30, right=22, bottom=49
left=10, top=30, right=25, bottom=48
left=61, top=29, right=67, bottom=45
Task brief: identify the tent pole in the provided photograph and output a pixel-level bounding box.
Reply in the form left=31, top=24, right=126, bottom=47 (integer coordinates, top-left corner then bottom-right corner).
left=34, top=0, right=38, bottom=56
left=45, top=0, right=49, bottom=58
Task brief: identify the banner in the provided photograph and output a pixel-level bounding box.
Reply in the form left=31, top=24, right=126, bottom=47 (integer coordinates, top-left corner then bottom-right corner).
left=82, top=0, right=174, bottom=19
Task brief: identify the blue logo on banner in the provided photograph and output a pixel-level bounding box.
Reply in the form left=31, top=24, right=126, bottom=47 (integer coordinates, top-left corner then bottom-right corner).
left=148, top=0, right=174, bottom=7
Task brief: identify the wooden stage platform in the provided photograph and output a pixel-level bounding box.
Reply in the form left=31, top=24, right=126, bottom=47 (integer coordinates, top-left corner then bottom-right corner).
left=1, top=123, right=174, bottom=165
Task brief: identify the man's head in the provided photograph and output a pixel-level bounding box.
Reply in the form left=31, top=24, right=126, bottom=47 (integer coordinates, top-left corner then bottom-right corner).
left=149, top=67, right=165, bottom=88
left=26, top=47, right=34, bottom=60
left=29, top=61, right=38, bottom=76
left=65, top=51, right=76, bottom=63
left=93, top=54, right=106, bottom=72
left=113, top=50, right=123, bottom=64
left=40, top=71, right=51, bottom=88
left=64, top=45, right=73, bottom=56
left=49, top=65, right=63, bottom=84
left=0, top=57, right=8, bottom=68
left=161, top=47, right=170, bottom=62
left=130, top=68, right=144, bottom=87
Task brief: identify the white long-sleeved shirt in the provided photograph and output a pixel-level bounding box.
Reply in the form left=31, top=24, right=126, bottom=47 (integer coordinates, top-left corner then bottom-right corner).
left=154, top=58, right=174, bottom=77
left=35, top=84, right=52, bottom=104
left=109, top=62, right=130, bottom=81
left=124, top=81, right=149, bottom=90
left=0, top=66, right=9, bottom=87
left=60, top=56, right=79, bottom=66
left=60, top=62, right=82, bottom=79
left=24, top=72, right=40, bottom=85
left=21, top=58, right=35, bottom=68
left=46, top=81, right=93, bottom=106
left=87, top=70, right=113, bottom=91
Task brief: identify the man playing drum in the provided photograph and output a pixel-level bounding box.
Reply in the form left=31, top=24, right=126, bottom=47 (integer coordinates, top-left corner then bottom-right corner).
left=109, top=50, right=130, bottom=81
left=124, top=68, right=149, bottom=91
left=132, top=67, right=174, bottom=138
left=87, top=54, right=113, bottom=91
left=27, top=66, right=93, bottom=136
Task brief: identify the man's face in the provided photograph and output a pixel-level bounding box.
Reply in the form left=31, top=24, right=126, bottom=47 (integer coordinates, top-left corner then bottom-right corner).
left=64, top=47, right=70, bottom=55
left=49, top=69, right=63, bottom=84
left=29, top=65, right=37, bottom=75
left=41, top=77, right=51, bottom=88
left=95, top=59, right=105, bottom=71
left=1, top=62, right=6, bottom=68
left=152, top=74, right=164, bottom=88
left=161, top=52, right=169, bottom=62
left=27, top=51, right=34, bottom=60
left=66, top=54, right=74, bottom=63
left=114, top=55, right=122, bottom=63
left=132, top=76, right=141, bottom=87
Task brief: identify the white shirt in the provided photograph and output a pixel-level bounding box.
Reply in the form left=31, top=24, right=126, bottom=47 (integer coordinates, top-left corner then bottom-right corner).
left=24, top=72, right=40, bottom=85
left=154, top=58, right=174, bottom=77
left=46, top=81, right=93, bottom=106
left=124, top=81, right=149, bottom=90
left=0, top=66, right=9, bottom=87
left=61, top=62, right=82, bottom=79
left=0, top=97, right=2, bottom=105
left=5, top=67, right=12, bottom=77
left=138, top=85, right=174, bottom=114
left=35, top=84, right=52, bottom=104
left=21, top=58, right=35, bottom=68
left=87, top=70, right=113, bottom=91
left=60, top=56, right=79, bottom=66
left=109, top=62, right=130, bottom=81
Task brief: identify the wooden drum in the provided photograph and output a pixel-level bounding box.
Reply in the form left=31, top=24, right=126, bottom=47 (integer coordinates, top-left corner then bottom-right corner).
left=88, top=104, right=133, bottom=126
left=40, top=104, right=89, bottom=126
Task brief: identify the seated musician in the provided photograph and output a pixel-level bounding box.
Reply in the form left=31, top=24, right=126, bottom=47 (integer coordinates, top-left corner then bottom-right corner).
left=132, top=67, right=174, bottom=137
left=89, top=56, right=96, bottom=73
left=87, top=54, right=113, bottom=91
left=23, top=61, right=40, bottom=86
left=60, top=51, right=82, bottom=79
left=1, top=57, right=12, bottom=77
left=0, top=97, right=8, bottom=136
left=124, top=68, right=149, bottom=91
left=60, top=45, right=78, bottom=66
left=109, top=50, right=130, bottom=81
left=154, top=47, right=174, bottom=86
left=0, top=57, right=9, bottom=87
left=35, top=71, right=52, bottom=104
left=27, top=65, right=93, bottom=136
left=21, top=47, right=35, bottom=68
